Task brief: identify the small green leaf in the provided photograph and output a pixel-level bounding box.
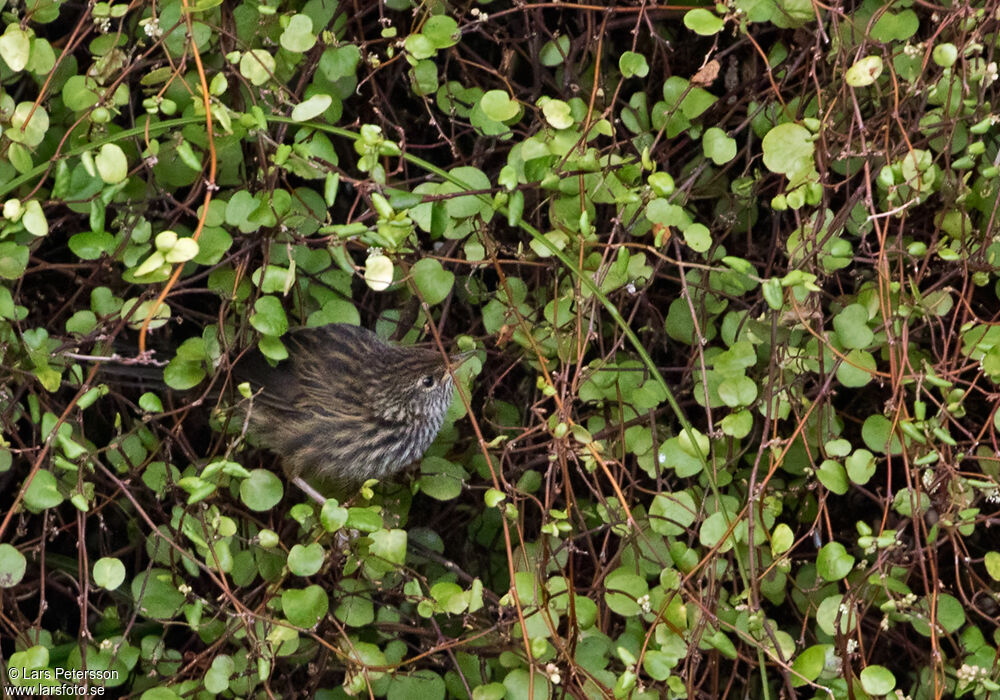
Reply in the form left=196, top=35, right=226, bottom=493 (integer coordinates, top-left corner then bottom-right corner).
left=479, top=90, right=520, bottom=122
left=240, top=49, right=276, bottom=86
left=717, top=375, right=757, bottom=407
left=604, top=570, right=648, bottom=616
left=281, top=584, right=329, bottom=628
left=250, top=295, right=288, bottom=337
left=682, top=222, right=712, bottom=253
left=164, top=237, right=199, bottom=263
left=541, top=98, right=574, bottom=129
left=619, top=51, right=649, bottom=78
left=816, top=459, right=849, bottom=495
left=833, top=304, right=874, bottom=349
left=24, top=469, right=64, bottom=511
left=411, top=258, right=454, bottom=305
left=684, top=8, right=725, bottom=35
left=422, top=14, right=459, bottom=49
left=388, top=670, right=446, bottom=700
left=845, top=56, right=883, bottom=87
left=762, top=123, right=815, bottom=176
left=836, top=349, right=876, bottom=388
left=771, top=523, right=794, bottom=555
left=404, top=33, right=436, bottom=60
left=287, top=543, right=325, bottom=577
left=8, top=103, right=49, bottom=147
left=418, top=457, right=468, bottom=501
left=790, top=645, right=833, bottom=687
left=94, top=143, right=129, bottom=184
left=539, top=35, right=570, bottom=66
left=859, top=666, right=896, bottom=695
left=0, top=543, right=27, bottom=588
left=291, top=94, right=332, bottom=122
left=279, top=14, right=316, bottom=52
left=21, top=200, right=48, bottom=237
left=138, top=393, right=163, bottom=413
left=720, top=409, right=753, bottom=437
left=0, top=25, right=31, bottom=72
left=69, top=231, right=114, bottom=259
left=816, top=542, right=855, bottom=581
left=932, top=43, right=957, bottom=68
left=93, top=557, right=126, bottom=590
left=649, top=490, right=697, bottom=536
left=365, top=253, right=394, bottom=291
left=703, top=127, right=737, bottom=165
left=845, top=449, right=876, bottom=485
left=239, top=469, right=283, bottom=511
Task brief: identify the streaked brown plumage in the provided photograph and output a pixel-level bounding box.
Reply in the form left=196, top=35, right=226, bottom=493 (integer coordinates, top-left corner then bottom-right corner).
left=232, top=323, right=457, bottom=491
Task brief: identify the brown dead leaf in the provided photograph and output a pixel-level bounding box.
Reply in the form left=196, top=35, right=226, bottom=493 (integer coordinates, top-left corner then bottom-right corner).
left=691, top=59, right=721, bottom=86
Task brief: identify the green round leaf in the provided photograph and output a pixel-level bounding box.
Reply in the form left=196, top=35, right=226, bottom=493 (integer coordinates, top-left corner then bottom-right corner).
left=0, top=543, right=27, bottom=588
left=164, top=237, right=199, bottom=263
left=859, top=666, right=896, bottom=695
left=682, top=222, right=713, bottom=253
left=684, top=8, right=725, bottom=35
left=365, top=253, right=395, bottom=291
left=69, top=231, right=115, bottom=259
left=604, top=570, right=648, bottom=616
left=816, top=542, right=856, bottom=581
left=422, top=15, right=459, bottom=49
left=720, top=409, right=753, bottom=438
left=93, top=557, right=126, bottom=590
left=845, top=55, right=883, bottom=87
left=21, top=199, right=48, bottom=237
left=861, top=414, right=902, bottom=454
left=291, top=94, right=333, bottom=122
left=541, top=98, right=574, bottom=129
left=539, top=35, right=570, bottom=66
left=411, top=258, right=454, bottom=305
left=771, top=523, right=794, bottom=555
left=985, top=551, right=1000, bottom=581
left=388, top=670, right=446, bottom=700
left=9, top=102, right=49, bottom=147
left=649, top=490, right=697, bottom=536
left=287, top=543, right=325, bottom=577
left=250, top=295, right=288, bottom=337
left=761, top=123, right=815, bottom=176
left=95, top=143, right=129, bottom=184
left=836, top=349, right=876, bottom=388
left=816, top=459, right=849, bottom=494
left=703, top=127, right=737, bottom=165
left=932, top=43, right=957, bottom=68
left=24, top=469, right=64, bottom=511
left=240, top=49, right=276, bottom=86
left=717, top=375, right=757, bottom=407
left=619, top=51, right=649, bottom=78
left=280, top=14, right=316, bottom=52
left=790, top=644, right=834, bottom=687
left=281, top=584, right=329, bottom=628
left=845, top=449, right=876, bottom=485
left=0, top=25, right=31, bottom=72
left=239, top=469, right=283, bottom=511
left=833, top=304, right=874, bottom=349
left=479, top=90, right=520, bottom=122
left=699, top=511, right=736, bottom=552
left=404, top=33, right=436, bottom=60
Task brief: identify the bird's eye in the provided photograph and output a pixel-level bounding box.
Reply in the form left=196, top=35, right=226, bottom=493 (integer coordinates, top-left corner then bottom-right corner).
left=421, top=375, right=435, bottom=388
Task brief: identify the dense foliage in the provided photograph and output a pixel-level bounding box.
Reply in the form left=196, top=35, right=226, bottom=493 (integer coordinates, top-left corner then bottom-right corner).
left=2, top=0, right=1000, bottom=697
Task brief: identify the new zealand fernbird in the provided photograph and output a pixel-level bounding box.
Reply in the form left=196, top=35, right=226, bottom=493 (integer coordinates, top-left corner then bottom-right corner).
left=231, top=323, right=464, bottom=501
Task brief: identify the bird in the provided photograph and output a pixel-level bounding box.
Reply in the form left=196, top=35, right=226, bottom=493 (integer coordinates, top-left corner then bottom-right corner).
left=230, top=323, right=464, bottom=502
